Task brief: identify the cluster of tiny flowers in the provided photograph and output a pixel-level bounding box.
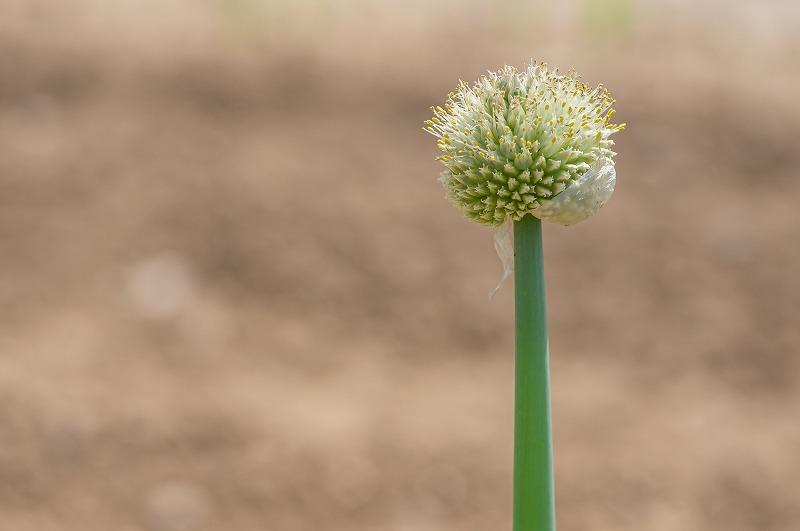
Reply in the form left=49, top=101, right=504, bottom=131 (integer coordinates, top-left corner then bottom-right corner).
left=426, top=63, right=624, bottom=226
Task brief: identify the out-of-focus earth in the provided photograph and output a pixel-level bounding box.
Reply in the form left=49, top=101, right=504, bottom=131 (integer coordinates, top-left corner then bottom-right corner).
left=1, top=1, right=799, bottom=530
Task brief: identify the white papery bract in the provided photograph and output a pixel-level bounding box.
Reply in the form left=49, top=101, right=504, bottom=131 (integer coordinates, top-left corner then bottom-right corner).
left=426, top=63, right=624, bottom=226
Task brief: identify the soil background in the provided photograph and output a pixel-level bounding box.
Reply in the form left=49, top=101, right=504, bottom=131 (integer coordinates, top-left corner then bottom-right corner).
left=1, top=1, right=800, bottom=530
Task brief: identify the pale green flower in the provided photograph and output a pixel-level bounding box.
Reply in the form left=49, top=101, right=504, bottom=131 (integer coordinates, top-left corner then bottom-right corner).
left=426, top=62, right=624, bottom=226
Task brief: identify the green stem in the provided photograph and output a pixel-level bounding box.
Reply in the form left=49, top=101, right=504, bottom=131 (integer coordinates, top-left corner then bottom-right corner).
left=513, top=214, right=555, bottom=531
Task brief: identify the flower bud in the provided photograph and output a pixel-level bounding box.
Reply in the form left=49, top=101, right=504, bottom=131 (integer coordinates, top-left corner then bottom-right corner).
left=426, top=63, right=624, bottom=226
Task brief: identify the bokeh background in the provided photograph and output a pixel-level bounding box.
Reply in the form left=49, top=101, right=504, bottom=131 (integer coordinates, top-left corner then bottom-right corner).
left=2, top=0, right=799, bottom=530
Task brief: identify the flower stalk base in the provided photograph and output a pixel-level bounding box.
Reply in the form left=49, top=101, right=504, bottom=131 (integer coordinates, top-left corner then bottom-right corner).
left=513, top=213, right=555, bottom=531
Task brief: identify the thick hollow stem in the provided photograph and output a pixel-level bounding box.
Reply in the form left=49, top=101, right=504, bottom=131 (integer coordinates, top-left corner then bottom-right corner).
left=512, top=214, right=555, bottom=531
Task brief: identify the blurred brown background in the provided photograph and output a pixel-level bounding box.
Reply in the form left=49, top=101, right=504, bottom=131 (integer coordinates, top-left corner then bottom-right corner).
left=1, top=0, right=799, bottom=530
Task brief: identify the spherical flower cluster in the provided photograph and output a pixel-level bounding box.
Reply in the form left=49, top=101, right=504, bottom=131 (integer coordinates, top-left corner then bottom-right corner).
left=426, top=63, right=624, bottom=226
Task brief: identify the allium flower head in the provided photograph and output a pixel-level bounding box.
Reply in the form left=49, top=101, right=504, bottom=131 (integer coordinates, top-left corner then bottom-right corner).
left=426, top=62, right=624, bottom=226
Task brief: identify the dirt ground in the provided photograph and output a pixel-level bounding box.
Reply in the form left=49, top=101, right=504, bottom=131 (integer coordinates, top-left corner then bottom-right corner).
left=1, top=1, right=800, bottom=530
